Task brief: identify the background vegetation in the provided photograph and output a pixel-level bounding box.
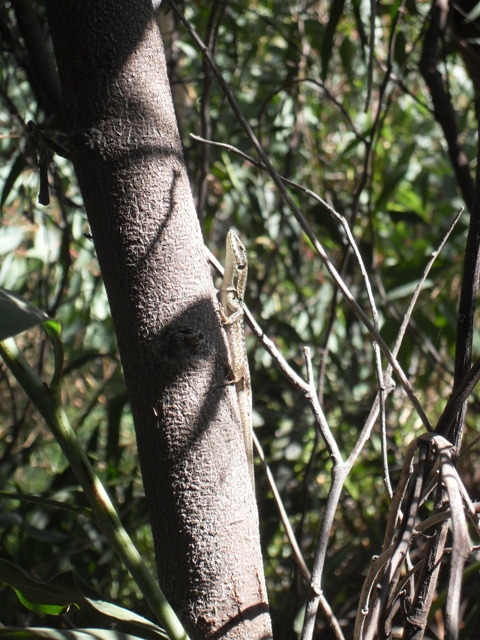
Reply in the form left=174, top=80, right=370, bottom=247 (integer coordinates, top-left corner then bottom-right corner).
left=1, top=0, right=479, bottom=638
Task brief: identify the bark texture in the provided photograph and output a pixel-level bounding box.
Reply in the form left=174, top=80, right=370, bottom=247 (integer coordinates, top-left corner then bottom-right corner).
left=45, top=2, right=271, bottom=638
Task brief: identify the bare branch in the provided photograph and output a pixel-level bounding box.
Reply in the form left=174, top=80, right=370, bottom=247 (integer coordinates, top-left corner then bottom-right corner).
left=171, top=0, right=431, bottom=430
left=252, top=431, right=346, bottom=640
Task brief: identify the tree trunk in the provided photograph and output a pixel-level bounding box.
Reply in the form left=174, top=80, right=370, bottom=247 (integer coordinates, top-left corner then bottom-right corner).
left=45, top=2, right=272, bottom=638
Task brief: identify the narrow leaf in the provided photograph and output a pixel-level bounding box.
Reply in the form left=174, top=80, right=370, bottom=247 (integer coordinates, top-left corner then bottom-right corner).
left=84, top=597, right=168, bottom=639
left=463, top=1, right=480, bottom=23
left=0, top=559, right=81, bottom=607
left=0, top=288, right=49, bottom=341
left=321, top=0, right=346, bottom=81
left=1, top=153, right=26, bottom=211
left=12, top=589, right=69, bottom=616
left=0, top=628, right=147, bottom=640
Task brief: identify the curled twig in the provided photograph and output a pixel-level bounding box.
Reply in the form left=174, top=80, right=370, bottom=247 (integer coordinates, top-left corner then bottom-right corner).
left=355, top=433, right=473, bottom=640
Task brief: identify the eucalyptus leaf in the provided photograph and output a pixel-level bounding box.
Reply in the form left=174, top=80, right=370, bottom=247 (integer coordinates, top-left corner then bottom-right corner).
left=0, top=288, right=49, bottom=341
left=464, top=0, right=480, bottom=23
left=0, top=226, right=24, bottom=256
left=1, top=153, right=26, bottom=211
left=83, top=597, right=168, bottom=640
left=0, top=629, right=147, bottom=640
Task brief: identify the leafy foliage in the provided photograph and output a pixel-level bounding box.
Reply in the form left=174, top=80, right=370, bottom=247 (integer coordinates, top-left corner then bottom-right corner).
left=1, top=0, right=480, bottom=639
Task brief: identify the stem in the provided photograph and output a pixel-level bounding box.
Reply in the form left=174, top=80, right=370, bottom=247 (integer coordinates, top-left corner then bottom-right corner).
left=0, top=337, right=187, bottom=640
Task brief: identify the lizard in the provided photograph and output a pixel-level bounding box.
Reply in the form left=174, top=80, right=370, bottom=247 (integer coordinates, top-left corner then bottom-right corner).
left=218, top=229, right=254, bottom=488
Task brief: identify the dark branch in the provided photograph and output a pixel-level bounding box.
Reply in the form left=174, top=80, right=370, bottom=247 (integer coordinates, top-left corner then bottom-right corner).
left=419, top=0, right=475, bottom=211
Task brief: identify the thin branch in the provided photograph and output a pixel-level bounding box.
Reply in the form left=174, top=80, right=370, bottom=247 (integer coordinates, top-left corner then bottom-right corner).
left=208, top=157, right=461, bottom=640
left=387, top=207, right=464, bottom=376
left=252, top=432, right=346, bottom=640
left=375, top=446, right=427, bottom=640
left=438, top=442, right=471, bottom=639
left=355, top=431, right=472, bottom=640
left=404, top=31, right=480, bottom=632
left=365, top=0, right=375, bottom=112
left=401, top=434, right=467, bottom=640
left=200, top=134, right=461, bottom=407
left=376, top=342, right=393, bottom=498
left=188, top=10, right=468, bottom=639
left=211, top=235, right=383, bottom=638
left=208, top=248, right=307, bottom=393
left=304, top=347, right=342, bottom=463
left=301, top=463, right=347, bottom=640
left=194, top=0, right=226, bottom=220
left=195, top=131, right=461, bottom=391
left=252, top=432, right=310, bottom=583
left=289, top=77, right=367, bottom=143
left=171, top=0, right=432, bottom=431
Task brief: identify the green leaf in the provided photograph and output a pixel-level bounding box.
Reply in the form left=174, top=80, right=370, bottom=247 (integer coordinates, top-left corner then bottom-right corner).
left=0, top=629, right=147, bottom=640
left=0, top=226, right=24, bottom=256
left=75, top=574, right=168, bottom=639
left=388, top=279, right=433, bottom=301
left=1, top=153, right=26, bottom=211
left=376, top=143, right=416, bottom=211
left=0, top=559, right=81, bottom=610
left=0, top=560, right=168, bottom=639
left=83, top=596, right=168, bottom=640
left=12, top=589, right=69, bottom=616
left=339, top=35, right=356, bottom=84
left=0, top=288, right=49, bottom=341
left=393, top=30, right=407, bottom=68
left=464, top=1, right=480, bottom=23
left=0, top=341, right=186, bottom=640
left=386, top=208, right=427, bottom=225
left=321, top=0, right=346, bottom=81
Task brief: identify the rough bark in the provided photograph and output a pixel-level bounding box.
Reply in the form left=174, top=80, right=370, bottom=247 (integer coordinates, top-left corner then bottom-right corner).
left=45, top=2, right=272, bottom=638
